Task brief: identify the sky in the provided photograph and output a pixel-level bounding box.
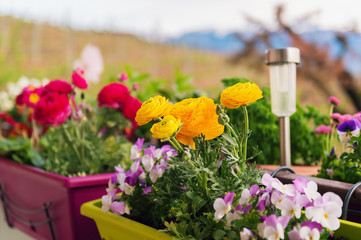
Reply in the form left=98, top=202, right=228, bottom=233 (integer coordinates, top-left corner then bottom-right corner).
left=0, top=0, right=360, bottom=38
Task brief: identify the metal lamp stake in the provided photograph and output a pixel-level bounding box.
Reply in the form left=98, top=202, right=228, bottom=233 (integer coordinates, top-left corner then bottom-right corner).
left=266, top=48, right=300, bottom=166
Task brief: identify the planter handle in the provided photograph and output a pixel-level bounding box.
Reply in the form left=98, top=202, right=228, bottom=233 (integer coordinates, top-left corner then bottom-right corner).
left=342, top=181, right=361, bottom=220
left=0, top=184, right=56, bottom=240
left=270, top=166, right=295, bottom=177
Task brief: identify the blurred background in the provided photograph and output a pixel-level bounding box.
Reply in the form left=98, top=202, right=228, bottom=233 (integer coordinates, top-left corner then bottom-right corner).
left=0, top=0, right=361, bottom=113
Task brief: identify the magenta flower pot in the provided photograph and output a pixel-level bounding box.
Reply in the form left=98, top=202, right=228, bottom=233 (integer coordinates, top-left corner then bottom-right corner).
left=0, top=157, right=112, bottom=240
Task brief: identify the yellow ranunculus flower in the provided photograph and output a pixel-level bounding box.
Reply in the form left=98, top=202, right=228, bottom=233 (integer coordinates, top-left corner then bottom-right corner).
left=170, top=96, right=224, bottom=148
left=135, top=95, right=173, bottom=126
left=220, top=82, right=263, bottom=109
left=150, top=115, right=181, bottom=140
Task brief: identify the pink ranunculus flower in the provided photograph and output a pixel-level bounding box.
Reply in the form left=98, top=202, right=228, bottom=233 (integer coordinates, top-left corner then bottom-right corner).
left=97, top=83, right=130, bottom=108
left=314, top=125, right=331, bottom=135
left=72, top=68, right=88, bottom=89
left=33, top=92, right=72, bottom=126
left=352, top=112, right=361, bottom=123
left=132, top=83, right=140, bottom=91
left=118, top=73, right=128, bottom=82
left=330, top=113, right=343, bottom=124
left=328, top=96, right=340, bottom=106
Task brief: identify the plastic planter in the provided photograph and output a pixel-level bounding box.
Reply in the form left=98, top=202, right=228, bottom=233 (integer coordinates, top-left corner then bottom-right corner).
left=81, top=198, right=361, bottom=240
left=0, top=157, right=112, bottom=240
left=81, top=198, right=172, bottom=240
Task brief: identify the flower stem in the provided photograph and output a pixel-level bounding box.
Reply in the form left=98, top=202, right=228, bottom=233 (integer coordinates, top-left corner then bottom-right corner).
left=225, top=123, right=241, bottom=158
left=242, top=106, right=249, bottom=166
left=169, top=137, right=184, bottom=153
left=60, top=124, right=83, bottom=165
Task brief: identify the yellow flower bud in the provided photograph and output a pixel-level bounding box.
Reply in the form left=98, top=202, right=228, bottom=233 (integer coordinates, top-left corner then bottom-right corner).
left=135, top=96, right=173, bottom=126
left=150, top=115, right=181, bottom=140
left=220, top=82, right=263, bottom=109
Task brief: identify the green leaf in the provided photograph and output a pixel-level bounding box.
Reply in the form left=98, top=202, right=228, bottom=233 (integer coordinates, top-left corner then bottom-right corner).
left=212, top=229, right=226, bottom=240
left=222, top=132, right=237, bottom=146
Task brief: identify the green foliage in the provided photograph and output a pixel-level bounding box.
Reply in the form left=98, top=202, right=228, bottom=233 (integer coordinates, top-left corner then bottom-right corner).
left=39, top=107, right=132, bottom=176
left=109, top=107, right=263, bottom=240
left=317, top=134, right=361, bottom=183
left=0, top=137, right=43, bottom=167
left=221, top=78, right=329, bottom=165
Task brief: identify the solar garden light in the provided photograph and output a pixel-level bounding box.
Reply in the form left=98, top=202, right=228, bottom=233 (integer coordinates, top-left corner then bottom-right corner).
left=265, top=47, right=300, bottom=166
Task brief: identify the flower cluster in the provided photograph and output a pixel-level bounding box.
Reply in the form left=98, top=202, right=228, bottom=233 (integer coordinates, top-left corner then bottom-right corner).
left=1, top=70, right=142, bottom=176
left=213, top=173, right=343, bottom=240
left=315, top=96, right=361, bottom=183
left=101, top=80, right=267, bottom=239
left=101, top=138, right=177, bottom=214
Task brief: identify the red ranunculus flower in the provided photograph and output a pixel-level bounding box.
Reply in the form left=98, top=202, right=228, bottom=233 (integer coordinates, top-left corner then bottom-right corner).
left=97, top=83, right=130, bottom=108
left=72, top=68, right=88, bottom=89
left=43, top=80, right=74, bottom=95
left=122, top=96, right=142, bottom=123
left=34, top=92, right=72, bottom=126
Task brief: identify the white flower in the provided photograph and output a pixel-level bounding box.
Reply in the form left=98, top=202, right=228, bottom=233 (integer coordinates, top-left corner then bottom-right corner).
left=213, top=198, right=232, bottom=220
left=304, top=181, right=321, bottom=202
left=149, top=166, right=163, bottom=183
left=101, top=194, right=112, bottom=212
left=73, top=44, right=104, bottom=84
left=106, top=179, right=115, bottom=193
left=299, top=226, right=320, bottom=240
left=142, top=155, right=154, bottom=172
left=130, top=145, right=141, bottom=160
left=279, top=198, right=301, bottom=219
left=226, top=211, right=241, bottom=227
left=240, top=228, right=253, bottom=240
left=271, top=179, right=296, bottom=196
left=305, top=202, right=341, bottom=230
left=264, top=223, right=284, bottom=240
left=239, top=189, right=251, bottom=205
left=271, top=191, right=285, bottom=209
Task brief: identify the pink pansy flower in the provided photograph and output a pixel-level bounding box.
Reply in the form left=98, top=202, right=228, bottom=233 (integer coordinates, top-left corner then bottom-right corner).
left=279, top=198, right=302, bottom=219
left=328, top=96, right=340, bottom=106
left=226, top=205, right=242, bottom=227
left=130, top=138, right=144, bottom=160
left=142, top=186, right=153, bottom=195
left=110, top=201, right=130, bottom=215
left=314, top=125, right=331, bottom=135
left=240, top=228, right=253, bottom=240
left=72, top=67, right=88, bottom=89
left=262, top=173, right=277, bottom=191
left=287, top=226, right=301, bottom=240
left=213, top=192, right=235, bottom=220
left=305, top=193, right=342, bottom=230
left=261, top=214, right=290, bottom=240
left=271, top=178, right=296, bottom=196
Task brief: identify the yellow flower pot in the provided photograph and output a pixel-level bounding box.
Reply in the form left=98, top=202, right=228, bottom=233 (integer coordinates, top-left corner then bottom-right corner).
left=81, top=198, right=172, bottom=240
left=81, top=198, right=361, bottom=240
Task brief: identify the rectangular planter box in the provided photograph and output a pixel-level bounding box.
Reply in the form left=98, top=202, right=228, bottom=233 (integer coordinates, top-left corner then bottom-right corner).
left=0, top=157, right=112, bottom=240
left=81, top=198, right=361, bottom=240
